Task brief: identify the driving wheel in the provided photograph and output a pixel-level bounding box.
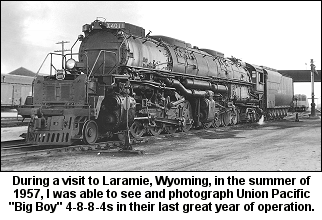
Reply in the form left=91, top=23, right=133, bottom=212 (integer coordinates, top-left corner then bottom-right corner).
left=202, top=121, right=213, bottom=129
left=213, top=114, right=221, bottom=128
left=130, top=121, right=145, bottom=138
left=231, top=111, right=238, bottom=125
left=164, top=125, right=177, bottom=134
left=148, top=123, right=163, bottom=136
left=181, top=101, right=193, bottom=132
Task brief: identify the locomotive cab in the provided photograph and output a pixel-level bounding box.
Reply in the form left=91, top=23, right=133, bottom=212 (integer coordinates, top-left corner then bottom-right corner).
left=245, top=63, right=265, bottom=93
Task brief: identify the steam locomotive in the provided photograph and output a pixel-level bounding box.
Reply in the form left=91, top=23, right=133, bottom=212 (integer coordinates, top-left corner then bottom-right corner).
left=18, top=19, right=293, bottom=146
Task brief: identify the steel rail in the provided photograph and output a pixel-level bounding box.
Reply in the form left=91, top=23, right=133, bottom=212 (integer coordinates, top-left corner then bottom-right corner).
left=1, top=139, right=147, bottom=161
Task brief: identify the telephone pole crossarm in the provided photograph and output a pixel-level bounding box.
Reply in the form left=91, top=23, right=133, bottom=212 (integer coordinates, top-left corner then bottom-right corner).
left=54, top=41, right=71, bottom=68
left=54, top=41, right=71, bottom=56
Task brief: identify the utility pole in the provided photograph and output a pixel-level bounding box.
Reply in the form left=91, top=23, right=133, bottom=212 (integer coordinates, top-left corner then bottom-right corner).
left=55, top=41, right=71, bottom=68
left=55, top=41, right=70, bottom=56
left=310, top=59, right=316, bottom=117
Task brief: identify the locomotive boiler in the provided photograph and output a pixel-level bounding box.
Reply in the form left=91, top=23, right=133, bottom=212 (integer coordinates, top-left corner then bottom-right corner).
left=18, top=19, right=293, bottom=145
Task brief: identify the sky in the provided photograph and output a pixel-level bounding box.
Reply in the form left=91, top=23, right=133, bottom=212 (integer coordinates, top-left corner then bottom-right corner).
left=1, top=1, right=321, bottom=105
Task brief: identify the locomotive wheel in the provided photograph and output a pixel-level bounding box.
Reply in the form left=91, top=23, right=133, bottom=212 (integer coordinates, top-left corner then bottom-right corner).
left=280, top=109, right=284, bottom=119
left=148, top=124, right=163, bottom=136
left=272, top=110, right=276, bottom=120
left=268, top=110, right=272, bottom=120
left=231, top=112, right=238, bottom=125
left=181, top=101, right=193, bottom=132
left=249, top=113, right=256, bottom=123
left=256, top=112, right=262, bottom=122
left=210, top=119, right=216, bottom=128
left=212, top=113, right=220, bottom=128
left=202, top=121, right=213, bottom=129
left=222, top=112, right=230, bottom=126
left=276, top=110, right=280, bottom=119
left=281, top=109, right=285, bottom=118
left=276, top=109, right=280, bottom=119
left=213, top=114, right=221, bottom=127
left=130, top=121, right=145, bottom=138
left=227, top=112, right=233, bottom=126
left=181, top=120, right=193, bottom=132
left=82, top=120, right=98, bottom=144
left=164, top=125, right=177, bottom=134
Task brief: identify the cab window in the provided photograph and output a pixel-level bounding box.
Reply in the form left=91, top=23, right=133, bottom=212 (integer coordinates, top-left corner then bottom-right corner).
left=259, top=72, right=264, bottom=84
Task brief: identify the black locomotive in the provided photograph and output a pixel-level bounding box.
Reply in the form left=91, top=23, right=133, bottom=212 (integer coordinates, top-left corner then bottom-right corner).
left=18, top=19, right=293, bottom=145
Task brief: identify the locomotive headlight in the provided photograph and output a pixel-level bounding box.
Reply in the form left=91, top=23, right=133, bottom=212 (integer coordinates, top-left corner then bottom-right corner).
left=66, top=58, right=76, bottom=69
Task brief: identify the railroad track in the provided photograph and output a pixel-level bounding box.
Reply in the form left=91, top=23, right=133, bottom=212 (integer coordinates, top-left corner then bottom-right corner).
left=1, top=139, right=28, bottom=148
left=1, top=139, right=146, bottom=161
left=1, top=117, right=30, bottom=127
left=2, top=115, right=311, bottom=162
left=0, top=117, right=284, bottom=161
left=1, top=116, right=29, bottom=121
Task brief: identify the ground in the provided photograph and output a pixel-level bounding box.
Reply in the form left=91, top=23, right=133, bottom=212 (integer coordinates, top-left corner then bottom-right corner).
left=1, top=114, right=321, bottom=171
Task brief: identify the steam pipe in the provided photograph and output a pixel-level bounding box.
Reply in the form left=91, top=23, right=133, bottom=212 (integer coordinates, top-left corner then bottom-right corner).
left=156, top=77, right=207, bottom=97
left=182, top=79, right=228, bottom=94
left=168, top=98, right=185, bottom=108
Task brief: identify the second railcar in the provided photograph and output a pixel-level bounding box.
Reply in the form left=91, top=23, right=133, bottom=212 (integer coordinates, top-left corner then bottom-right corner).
left=1, top=74, right=33, bottom=109
left=292, top=94, right=309, bottom=112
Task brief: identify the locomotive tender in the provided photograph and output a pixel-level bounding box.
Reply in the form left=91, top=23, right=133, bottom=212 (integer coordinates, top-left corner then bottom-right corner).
left=18, top=19, right=293, bottom=145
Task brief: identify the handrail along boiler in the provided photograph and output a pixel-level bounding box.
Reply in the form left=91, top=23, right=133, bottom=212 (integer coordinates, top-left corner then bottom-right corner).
left=18, top=19, right=293, bottom=145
